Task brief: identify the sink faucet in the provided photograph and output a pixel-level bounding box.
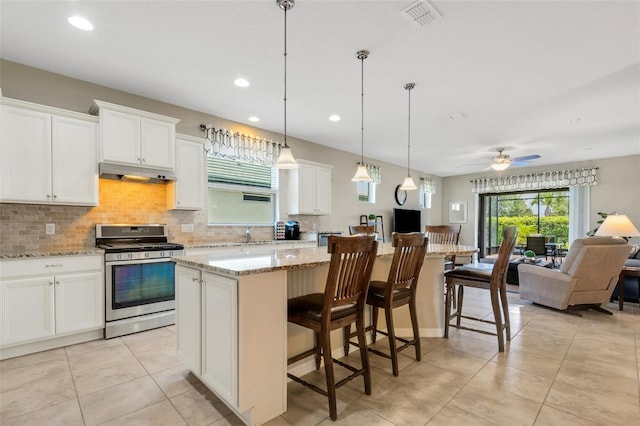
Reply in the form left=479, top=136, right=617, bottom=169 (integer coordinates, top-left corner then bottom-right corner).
left=246, top=227, right=252, bottom=243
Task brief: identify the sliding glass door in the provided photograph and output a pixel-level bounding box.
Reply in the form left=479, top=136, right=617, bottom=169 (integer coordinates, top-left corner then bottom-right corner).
left=479, top=189, right=569, bottom=258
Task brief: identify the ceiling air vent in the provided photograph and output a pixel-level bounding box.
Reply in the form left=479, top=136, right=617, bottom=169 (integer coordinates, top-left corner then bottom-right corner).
left=401, top=0, right=442, bottom=27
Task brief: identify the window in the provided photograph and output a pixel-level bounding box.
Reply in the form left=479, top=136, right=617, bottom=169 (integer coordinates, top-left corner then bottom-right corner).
left=356, top=181, right=376, bottom=203
left=207, top=157, right=277, bottom=225
left=479, top=189, right=569, bottom=257
left=420, top=189, right=432, bottom=209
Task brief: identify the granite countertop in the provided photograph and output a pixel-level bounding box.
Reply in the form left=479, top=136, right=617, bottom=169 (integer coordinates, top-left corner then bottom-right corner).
left=0, top=249, right=105, bottom=260
left=173, top=243, right=478, bottom=277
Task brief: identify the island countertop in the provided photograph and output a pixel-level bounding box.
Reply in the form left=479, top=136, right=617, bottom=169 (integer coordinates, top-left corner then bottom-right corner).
left=172, top=243, right=478, bottom=276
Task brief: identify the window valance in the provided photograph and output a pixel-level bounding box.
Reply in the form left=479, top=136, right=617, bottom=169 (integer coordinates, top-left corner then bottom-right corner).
left=420, top=177, right=437, bottom=194
left=470, top=167, right=598, bottom=194
left=202, top=126, right=281, bottom=166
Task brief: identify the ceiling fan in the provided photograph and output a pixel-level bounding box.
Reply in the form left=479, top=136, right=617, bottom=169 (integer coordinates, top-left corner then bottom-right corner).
left=490, top=148, right=540, bottom=171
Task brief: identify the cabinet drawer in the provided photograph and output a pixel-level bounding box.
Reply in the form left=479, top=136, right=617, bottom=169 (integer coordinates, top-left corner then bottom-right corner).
left=0, top=255, right=103, bottom=279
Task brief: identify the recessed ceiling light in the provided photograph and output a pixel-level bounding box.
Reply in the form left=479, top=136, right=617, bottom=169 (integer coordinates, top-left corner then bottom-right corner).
left=234, top=78, right=250, bottom=87
left=248, top=116, right=260, bottom=122
left=67, top=16, right=94, bottom=31
left=329, top=115, right=341, bottom=122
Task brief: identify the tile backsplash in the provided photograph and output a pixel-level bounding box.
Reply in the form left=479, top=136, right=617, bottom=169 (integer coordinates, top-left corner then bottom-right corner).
left=0, top=179, right=274, bottom=255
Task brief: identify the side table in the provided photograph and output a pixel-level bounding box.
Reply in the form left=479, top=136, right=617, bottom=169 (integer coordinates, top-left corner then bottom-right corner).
left=616, top=266, right=640, bottom=311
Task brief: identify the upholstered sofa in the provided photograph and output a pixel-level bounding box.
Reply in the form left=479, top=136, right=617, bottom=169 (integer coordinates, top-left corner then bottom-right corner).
left=518, top=237, right=631, bottom=314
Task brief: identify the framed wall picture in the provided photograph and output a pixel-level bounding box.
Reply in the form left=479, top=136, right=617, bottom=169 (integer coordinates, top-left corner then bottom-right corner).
left=449, top=201, right=467, bottom=224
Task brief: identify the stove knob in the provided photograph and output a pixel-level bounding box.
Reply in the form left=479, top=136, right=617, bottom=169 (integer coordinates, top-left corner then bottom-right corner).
left=127, top=253, right=133, bottom=259
left=117, top=254, right=122, bottom=260
left=160, top=251, right=165, bottom=257
left=145, top=252, right=150, bottom=258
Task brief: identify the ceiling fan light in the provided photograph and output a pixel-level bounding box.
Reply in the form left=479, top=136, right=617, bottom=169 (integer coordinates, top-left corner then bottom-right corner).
left=491, top=162, right=510, bottom=171
left=400, top=175, right=417, bottom=190
left=352, top=164, right=372, bottom=182
left=274, top=145, right=298, bottom=169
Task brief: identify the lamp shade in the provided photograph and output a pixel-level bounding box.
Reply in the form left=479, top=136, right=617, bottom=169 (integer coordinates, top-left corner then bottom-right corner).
left=400, top=175, right=417, bottom=191
left=352, top=164, right=372, bottom=182
left=594, top=214, right=640, bottom=237
left=274, top=145, right=298, bottom=169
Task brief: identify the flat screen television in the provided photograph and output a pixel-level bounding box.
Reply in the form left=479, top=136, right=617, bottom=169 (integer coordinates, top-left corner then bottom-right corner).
left=393, top=208, right=421, bottom=233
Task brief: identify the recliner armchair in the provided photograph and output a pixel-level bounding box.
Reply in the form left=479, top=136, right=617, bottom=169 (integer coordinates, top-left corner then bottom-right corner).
left=519, top=237, right=631, bottom=315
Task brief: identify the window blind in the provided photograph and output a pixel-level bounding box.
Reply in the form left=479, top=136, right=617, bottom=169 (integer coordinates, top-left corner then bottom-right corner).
left=207, top=157, right=274, bottom=188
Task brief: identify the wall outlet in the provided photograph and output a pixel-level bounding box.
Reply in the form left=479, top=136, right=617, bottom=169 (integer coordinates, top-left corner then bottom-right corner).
left=46, top=223, right=55, bottom=235
left=181, top=224, right=194, bottom=233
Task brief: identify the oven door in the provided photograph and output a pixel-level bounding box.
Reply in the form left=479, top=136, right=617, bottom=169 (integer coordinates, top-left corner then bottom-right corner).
left=105, top=258, right=176, bottom=321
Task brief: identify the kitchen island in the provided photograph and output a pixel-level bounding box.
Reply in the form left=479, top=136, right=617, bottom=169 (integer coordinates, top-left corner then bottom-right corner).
left=172, top=242, right=477, bottom=426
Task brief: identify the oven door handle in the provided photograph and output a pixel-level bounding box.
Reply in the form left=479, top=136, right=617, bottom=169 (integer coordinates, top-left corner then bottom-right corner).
left=105, top=258, right=176, bottom=266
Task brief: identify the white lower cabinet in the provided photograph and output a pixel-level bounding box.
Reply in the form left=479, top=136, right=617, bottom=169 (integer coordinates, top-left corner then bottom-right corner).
left=0, top=256, right=104, bottom=351
left=175, top=264, right=287, bottom=426
left=175, top=265, right=202, bottom=374
left=201, top=272, right=238, bottom=405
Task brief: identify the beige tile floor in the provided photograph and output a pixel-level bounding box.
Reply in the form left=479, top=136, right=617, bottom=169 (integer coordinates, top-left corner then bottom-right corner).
left=1, top=288, right=638, bottom=425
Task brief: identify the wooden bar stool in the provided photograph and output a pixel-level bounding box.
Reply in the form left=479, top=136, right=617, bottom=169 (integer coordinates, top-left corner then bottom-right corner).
left=349, top=225, right=375, bottom=235
left=345, top=232, right=427, bottom=376
left=444, top=226, right=518, bottom=352
left=287, top=235, right=378, bottom=421
left=425, top=225, right=462, bottom=306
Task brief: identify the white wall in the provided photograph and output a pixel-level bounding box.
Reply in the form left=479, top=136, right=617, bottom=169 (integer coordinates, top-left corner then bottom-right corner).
left=441, top=155, right=640, bottom=250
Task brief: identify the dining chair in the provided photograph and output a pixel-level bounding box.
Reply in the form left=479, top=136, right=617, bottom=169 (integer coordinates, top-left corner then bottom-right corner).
left=287, top=235, right=378, bottom=421
left=425, top=225, right=462, bottom=307
left=424, top=225, right=462, bottom=270
left=443, top=226, right=518, bottom=352
left=344, top=232, right=427, bottom=376
left=525, top=235, right=547, bottom=259
left=349, top=225, right=376, bottom=235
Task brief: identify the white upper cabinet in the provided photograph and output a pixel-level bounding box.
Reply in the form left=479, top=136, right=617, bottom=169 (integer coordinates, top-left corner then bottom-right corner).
left=0, top=98, right=98, bottom=206
left=167, top=135, right=205, bottom=210
left=288, top=159, right=332, bottom=215
left=91, top=100, right=180, bottom=170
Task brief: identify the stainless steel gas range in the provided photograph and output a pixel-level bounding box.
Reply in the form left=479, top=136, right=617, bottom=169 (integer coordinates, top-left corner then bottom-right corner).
left=96, top=224, right=184, bottom=339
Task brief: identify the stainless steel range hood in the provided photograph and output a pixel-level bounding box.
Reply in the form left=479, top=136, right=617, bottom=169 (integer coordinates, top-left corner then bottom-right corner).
left=99, top=163, right=177, bottom=184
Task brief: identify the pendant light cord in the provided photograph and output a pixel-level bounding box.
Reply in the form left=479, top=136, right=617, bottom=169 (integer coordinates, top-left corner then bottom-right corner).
left=360, top=52, right=364, bottom=164
left=283, top=4, right=288, bottom=147
left=408, top=86, right=411, bottom=174
left=405, top=83, right=415, bottom=176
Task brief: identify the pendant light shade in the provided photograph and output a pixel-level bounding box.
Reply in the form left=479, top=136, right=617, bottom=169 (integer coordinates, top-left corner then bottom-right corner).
left=400, top=175, right=417, bottom=191
left=352, top=49, right=372, bottom=182
left=275, top=145, right=298, bottom=169
left=352, top=164, right=372, bottom=181
left=399, top=82, right=417, bottom=191
left=274, top=0, right=298, bottom=169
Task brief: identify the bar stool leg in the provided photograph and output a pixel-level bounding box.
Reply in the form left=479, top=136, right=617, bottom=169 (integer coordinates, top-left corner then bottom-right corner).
left=321, top=327, right=338, bottom=421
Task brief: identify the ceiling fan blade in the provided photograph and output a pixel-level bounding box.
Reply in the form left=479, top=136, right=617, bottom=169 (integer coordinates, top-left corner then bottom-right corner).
left=512, top=154, right=541, bottom=162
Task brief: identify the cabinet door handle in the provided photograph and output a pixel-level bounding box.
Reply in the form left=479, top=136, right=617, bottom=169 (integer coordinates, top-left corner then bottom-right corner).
left=49, top=281, right=54, bottom=286
left=46, top=194, right=51, bottom=199
left=45, top=264, right=63, bottom=268
left=55, top=280, right=60, bottom=285
left=192, top=277, right=200, bottom=282
left=52, top=195, right=57, bottom=199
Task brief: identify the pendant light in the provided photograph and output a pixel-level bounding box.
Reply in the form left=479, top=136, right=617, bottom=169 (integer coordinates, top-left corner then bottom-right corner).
left=400, top=83, right=417, bottom=190
left=274, top=0, right=298, bottom=169
left=351, top=50, right=373, bottom=182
